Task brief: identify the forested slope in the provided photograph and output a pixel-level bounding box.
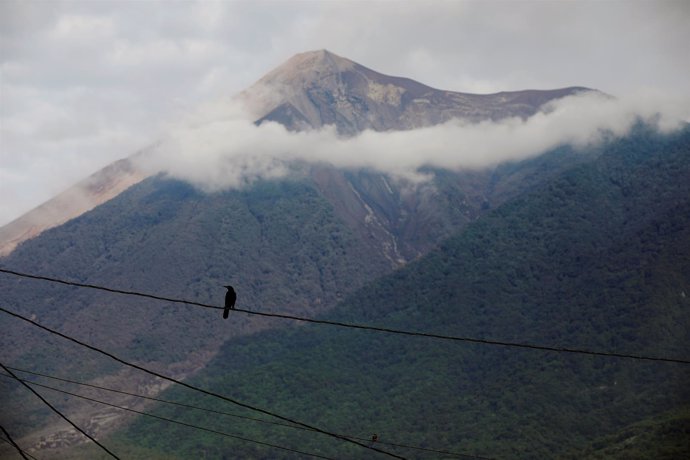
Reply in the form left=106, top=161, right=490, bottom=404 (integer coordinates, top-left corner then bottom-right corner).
left=114, top=126, right=690, bottom=459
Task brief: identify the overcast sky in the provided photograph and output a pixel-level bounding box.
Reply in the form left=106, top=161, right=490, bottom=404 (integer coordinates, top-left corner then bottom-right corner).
left=1, top=0, right=689, bottom=226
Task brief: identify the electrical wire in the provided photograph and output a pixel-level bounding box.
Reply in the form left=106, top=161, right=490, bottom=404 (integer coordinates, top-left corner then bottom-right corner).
left=1, top=267, right=688, bottom=364
left=0, top=305, right=405, bottom=460
left=0, top=373, right=338, bottom=460
left=6, top=366, right=492, bottom=460
left=0, top=426, right=31, bottom=460
left=0, top=437, right=37, bottom=460
left=0, top=362, right=119, bottom=459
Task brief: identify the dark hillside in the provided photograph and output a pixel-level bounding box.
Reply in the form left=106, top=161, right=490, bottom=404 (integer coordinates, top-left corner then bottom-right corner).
left=0, top=177, right=393, bottom=364
left=0, top=177, right=397, bottom=440
left=115, top=126, right=690, bottom=459
left=0, top=139, right=597, bottom=452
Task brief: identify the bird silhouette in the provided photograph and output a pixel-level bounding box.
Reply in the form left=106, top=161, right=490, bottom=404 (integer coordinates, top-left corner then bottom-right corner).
left=223, top=285, right=236, bottom=319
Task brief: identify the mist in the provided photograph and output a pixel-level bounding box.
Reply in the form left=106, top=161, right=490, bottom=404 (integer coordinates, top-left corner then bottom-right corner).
left=135, top=91, right=686, bottom=191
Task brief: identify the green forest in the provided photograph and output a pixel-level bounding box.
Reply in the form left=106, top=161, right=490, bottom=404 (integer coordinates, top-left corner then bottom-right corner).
left=94, top=127, right=690, bottom=459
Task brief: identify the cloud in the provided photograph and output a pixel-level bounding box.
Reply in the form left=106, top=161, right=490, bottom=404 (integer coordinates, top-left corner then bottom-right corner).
left=2, top=0, right=689, bottom=225
left=136, top=91, right=686, bottom=192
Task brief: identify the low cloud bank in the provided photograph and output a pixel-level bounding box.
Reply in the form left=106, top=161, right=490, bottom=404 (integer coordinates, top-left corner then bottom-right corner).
left=136, top=91, right=687, bottom=191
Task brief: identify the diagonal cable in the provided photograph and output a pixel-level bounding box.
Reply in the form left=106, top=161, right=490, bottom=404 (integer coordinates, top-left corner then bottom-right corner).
left=0, top=305, right=405, bottom=459
left=0, top=374, right=338, bottom=460
left=1, top=267, right=688, bottom=364
left=5, top=366, right=492, bottom=459
left=0, top=425, right=30, bottom=460
left=0, top=362, right=119, bottom=459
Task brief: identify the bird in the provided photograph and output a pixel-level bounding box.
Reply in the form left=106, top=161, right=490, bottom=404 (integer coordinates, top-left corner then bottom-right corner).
left=223, top=285, right=236, bottom=319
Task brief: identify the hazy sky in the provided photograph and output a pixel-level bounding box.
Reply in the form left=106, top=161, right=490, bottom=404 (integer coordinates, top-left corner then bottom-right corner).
left=1, top=0, right=689, bottom=225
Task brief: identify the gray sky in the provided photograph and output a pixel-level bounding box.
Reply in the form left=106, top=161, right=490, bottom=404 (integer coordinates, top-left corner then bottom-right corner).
left=1, top=0, right=689, bottom=225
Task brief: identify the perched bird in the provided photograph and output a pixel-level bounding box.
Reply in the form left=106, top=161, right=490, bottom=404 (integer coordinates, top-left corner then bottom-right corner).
left=223, top=285, right=237, bottom=319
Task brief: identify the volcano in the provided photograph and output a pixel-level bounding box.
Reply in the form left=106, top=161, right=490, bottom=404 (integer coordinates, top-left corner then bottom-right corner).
left=1, top=50, right=687, bottom=459
left=244, top=49, right=590, bottom=134
left=0, top=49, right=590, bottom=256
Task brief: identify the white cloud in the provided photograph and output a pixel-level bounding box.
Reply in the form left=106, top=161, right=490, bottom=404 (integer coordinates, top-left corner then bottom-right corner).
left=1, top=0, right=689, bottom=225
left=136, top=92, right=686, bottom=192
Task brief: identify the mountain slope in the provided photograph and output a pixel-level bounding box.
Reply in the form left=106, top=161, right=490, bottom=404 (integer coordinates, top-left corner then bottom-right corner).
left=0, top=158, right=145, bottom=257
left=0, top=49, right=590, bottom=254
left=0, top=50, right=613, bottom=457
left=113, top=126, right=690, bottom=459
left=572, top=406, right=690, bottom=459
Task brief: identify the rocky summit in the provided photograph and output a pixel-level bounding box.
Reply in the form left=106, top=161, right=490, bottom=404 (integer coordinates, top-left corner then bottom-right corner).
left=243, top=49, right=591, bottom=134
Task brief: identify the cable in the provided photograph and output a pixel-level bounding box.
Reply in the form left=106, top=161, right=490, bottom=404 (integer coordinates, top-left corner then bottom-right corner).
left=9, top=366, right=303, bottom=428
left=1, top=267, right=688, bottom=364
left=0, top=362, right=119, bottom=459
left=0, top=438, right=37, bottom=460
left=0, top=425, right=30, bottom=460
left=6, top=366, right=492, bottom=460
left=232, top=309, right=690, bottom=364
left=0, top=305, right=404, bottom=459
left=0, top=267, right=220, bottom=311
left=0, top=374, right=337, bottom=460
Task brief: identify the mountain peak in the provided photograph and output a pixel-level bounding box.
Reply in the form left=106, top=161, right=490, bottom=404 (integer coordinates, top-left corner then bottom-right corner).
left=284, top=49, right=354, bottom=70
left=242, top=50, right=593, bottom=135
left=257, top=49, right=357, bottom=87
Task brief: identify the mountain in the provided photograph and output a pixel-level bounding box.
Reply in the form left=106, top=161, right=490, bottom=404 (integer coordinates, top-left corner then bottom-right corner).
left=243, top=49, right=590, bottom=134
left=0, top=50, right=618, bottom=457
left=0, top=49, right=590, bottom=257
left=114, top=125, right=690, bottom=459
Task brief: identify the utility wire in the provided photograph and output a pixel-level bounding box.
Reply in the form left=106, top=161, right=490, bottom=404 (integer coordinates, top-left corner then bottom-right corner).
left=0, top=425, right=30, bottom=460
left=7, top=366, right=492, bottom=460
left=0, top=305, right=405, bottom=460
left=0, top=438, right=38, bottom=460
left=8, top=366, right=305, bottom=430
left=0, top=374, right=338, bottom=460
left=1, top=267, right=688, bottom=365
left=0, top=362, right=119, bottom=459
left=231, top=309, right=690, bottom=364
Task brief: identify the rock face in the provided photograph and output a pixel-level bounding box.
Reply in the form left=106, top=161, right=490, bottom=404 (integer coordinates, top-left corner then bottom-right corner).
left=243, top=49, right=591, bottom=134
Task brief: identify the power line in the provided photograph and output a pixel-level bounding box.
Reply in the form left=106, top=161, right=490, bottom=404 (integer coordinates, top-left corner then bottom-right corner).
left=0, top=362, right=119, bottom=459
left=9, top=366, right=303, bottom=429
left=0, top=437, right=37, bottom=460
left=1, top=267, right=688, bottom=364
left=0, top=425, right=30, bottom=460
left=0, top=439, right=38, bottom=460
left=7, top=366, right=492, bottom=460
left=0, top=305, right=405, bottom=460
left=0, top=373, right=338, bottom=460
left=233, top=309, right=690, bottom=364
left=0, top=267, right=220, bottom=310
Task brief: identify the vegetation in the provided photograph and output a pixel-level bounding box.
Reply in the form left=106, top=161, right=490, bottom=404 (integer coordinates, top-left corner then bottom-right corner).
left=2, top=125, right=688, bottom=457
left=0, top=178, right=393, bottom=437
left=114, top=126, right=690, bottom=458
